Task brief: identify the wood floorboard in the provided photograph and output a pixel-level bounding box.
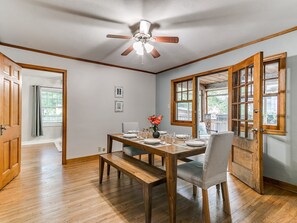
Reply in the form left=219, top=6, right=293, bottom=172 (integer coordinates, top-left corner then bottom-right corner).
left=0, top=144, right=297, bottom=223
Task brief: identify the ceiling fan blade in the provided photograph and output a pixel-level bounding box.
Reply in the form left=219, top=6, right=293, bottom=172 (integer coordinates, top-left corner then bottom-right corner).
left=106, top=34, right=132, bottom=39
left=153, top=36, right=179, bottom=43
left=121, top=46, right=134, bottom=56
left=150, top=48, right=160, bottom=58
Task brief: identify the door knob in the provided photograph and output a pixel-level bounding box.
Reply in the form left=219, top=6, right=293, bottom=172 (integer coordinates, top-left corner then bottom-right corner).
left=251, top=128, right=258, bottom=132
left=0, top=125, right=6, bottom=136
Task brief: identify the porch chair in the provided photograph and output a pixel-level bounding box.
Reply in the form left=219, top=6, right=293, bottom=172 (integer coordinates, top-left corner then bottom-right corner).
left=177, top=131, right=234, bottom=222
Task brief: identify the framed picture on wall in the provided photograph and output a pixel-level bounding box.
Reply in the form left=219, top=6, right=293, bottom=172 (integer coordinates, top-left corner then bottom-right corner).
left=114, top=86, right=124, bottom=98
left=115, top=101, right=124, bottom=112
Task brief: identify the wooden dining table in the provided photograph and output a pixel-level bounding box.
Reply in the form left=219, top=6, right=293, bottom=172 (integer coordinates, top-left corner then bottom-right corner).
left=106, top=133, right=206, bottom=223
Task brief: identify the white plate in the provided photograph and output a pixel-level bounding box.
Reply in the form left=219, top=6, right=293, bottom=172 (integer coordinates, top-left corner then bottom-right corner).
left=123, top=133, right=137, bottom=138
left=128, top=130, right=139, bottom=134
left=185, top=140, right=205, bottom=147
left=158, top=131, right=167, bottom=135
left=144, top=138, right=161, bottom=145
left=176, top=134, right=188, bottom=139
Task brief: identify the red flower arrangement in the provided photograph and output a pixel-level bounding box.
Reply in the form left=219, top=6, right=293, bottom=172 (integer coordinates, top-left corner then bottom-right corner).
left=148, top=115, right=163, bottom=132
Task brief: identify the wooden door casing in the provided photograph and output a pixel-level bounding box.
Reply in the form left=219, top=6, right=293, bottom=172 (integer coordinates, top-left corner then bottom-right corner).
left=228, top=52, right=264, bottom=194
left=0, top=53, right=22, bottom=190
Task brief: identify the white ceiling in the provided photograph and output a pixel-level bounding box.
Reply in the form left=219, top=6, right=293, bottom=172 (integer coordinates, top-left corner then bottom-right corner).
left=1, top=0, right=297, bottom=73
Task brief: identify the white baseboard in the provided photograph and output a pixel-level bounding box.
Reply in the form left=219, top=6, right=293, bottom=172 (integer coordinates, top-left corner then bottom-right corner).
left=22, top=139, right=56, bottom=146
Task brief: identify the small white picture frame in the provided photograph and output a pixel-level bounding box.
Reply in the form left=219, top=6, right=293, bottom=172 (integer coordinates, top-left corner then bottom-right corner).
left=115, top=86, right=124, bottom=98
left=115, top=101, right=124, bottom=112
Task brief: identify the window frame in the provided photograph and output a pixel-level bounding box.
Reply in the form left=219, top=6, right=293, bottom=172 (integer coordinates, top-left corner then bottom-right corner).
left=262, top=52, right=286, bottom=135
left=171, top=76, right=196, bottom=126
left=40, top=87, right=63, bottom=126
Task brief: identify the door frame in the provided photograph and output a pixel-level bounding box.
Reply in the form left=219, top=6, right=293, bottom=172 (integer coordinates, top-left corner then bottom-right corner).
left=18, top=63, right=67, bottom=165
left=193, top=67, right=229, bottom=137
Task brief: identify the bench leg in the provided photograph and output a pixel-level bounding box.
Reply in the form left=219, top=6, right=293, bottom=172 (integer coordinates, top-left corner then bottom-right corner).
left=143, top=184, right=152, bottom=223
left=99, top=156, right=105, bottom=184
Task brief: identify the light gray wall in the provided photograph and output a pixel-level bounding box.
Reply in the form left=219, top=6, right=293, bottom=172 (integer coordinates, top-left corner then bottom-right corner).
left=22, top=70, right=62, bottom=145
left=156, top=31, right=297, bottom=185
left=0, top=45, right=156, bottom=159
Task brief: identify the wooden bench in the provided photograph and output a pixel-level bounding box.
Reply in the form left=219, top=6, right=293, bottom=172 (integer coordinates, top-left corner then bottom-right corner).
left=99, top=151, right=166, bottom=223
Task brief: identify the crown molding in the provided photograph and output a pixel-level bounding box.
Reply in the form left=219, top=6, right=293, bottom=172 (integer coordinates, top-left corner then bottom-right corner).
left=156, top=26, right=297, bottom=74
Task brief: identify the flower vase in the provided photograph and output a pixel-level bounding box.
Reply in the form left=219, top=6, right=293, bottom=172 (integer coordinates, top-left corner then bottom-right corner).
left=152, top=125, right=160, bottom=138
left=153, top=131, right=160, bottom=138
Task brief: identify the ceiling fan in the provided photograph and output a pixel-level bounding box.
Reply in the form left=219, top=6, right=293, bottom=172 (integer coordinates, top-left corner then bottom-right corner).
left=106, top=20, right=179, bottom=58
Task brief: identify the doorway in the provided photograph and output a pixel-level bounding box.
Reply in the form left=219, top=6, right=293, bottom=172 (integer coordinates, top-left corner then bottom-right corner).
left=19, top=64, right=67, bottom=165
left=196, top=71, right=229, bottom=139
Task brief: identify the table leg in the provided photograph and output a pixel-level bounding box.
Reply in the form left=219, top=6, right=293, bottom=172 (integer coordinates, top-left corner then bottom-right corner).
left=166, top=154, right=177, bottom=223
left=99, top=156, right=105, bottom=184
left=148, top=154, right=154, bottom=165
left=107, top=135, right=113, bottom=176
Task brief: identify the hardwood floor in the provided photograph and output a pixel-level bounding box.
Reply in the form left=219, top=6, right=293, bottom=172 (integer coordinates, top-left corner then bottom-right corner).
left=0, top=144, right=297, bottom=223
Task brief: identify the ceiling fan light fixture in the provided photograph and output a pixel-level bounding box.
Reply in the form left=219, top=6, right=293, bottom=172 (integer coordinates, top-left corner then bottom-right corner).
left=139, top=20, right=151, bottom=35
left=133, top=42, right=144, bottom=55
left=136, top=48, right=144, bottom=56
left=144, top=43, right=154, bottom=53
left=133, top=41, right=142, bottom=51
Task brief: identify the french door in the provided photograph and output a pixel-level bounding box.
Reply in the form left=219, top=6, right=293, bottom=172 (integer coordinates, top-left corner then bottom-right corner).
left=0, top=53, right=22, bottom=190
left=228, top=52, right=264, bottom=194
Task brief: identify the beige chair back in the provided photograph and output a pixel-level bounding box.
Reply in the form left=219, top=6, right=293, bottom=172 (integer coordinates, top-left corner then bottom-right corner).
left=122, top=122, right=139, bottom=133
left=202, top=132, right=233, bottom=184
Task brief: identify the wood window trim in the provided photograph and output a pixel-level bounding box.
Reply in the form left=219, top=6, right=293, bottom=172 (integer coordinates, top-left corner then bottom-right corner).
left=171, top=76, right=196, bottom=127
left=171, top=67, right=228, bottom=136
left=262, top=52, right=287, bottom=135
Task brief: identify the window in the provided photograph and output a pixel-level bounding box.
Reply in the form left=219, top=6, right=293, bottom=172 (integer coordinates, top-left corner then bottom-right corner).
left=171, top=78, right=194, bottom=126
left=206, top=88, right=228, bottom=115
left=41, top=88, right=63, bottom=125
left=205, top=88, right=228, bottom=132
left=262, top=53, right=286, bottom=134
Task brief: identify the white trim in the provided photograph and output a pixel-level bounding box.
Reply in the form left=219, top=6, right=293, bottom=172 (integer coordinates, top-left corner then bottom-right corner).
left=22, top=139, right=56, bottom=146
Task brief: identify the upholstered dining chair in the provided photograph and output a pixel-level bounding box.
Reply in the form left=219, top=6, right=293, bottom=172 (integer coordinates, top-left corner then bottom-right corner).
left=177, top=131, right=234, bottom=223
left=122, top=122, right=150, bottom=161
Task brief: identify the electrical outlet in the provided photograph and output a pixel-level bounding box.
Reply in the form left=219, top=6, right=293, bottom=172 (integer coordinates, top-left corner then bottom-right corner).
left=98, top=147, right=106, bottom=153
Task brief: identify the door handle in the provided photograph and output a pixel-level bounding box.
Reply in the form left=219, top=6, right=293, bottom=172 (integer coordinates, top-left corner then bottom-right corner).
left=0, top=125, right=7, bottom=136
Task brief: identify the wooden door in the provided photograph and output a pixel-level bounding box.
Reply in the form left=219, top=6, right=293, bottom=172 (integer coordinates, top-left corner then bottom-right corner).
left=228, top=52, right=264, bottom=194
left=0, top=53, right=22, bottom=190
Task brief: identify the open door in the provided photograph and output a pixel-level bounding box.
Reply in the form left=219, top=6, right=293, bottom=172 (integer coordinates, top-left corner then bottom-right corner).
left=0, top=53, right=22, bottom=190
left=228, top=52, right=264, bottom=194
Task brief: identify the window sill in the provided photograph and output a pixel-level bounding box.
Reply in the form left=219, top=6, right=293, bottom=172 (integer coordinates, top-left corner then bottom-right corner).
left=263, top=129, right=286, bottom=136
left=171, top=121, right=193, bottom=127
